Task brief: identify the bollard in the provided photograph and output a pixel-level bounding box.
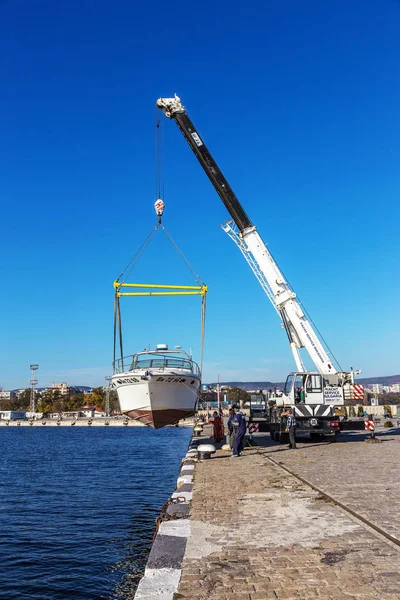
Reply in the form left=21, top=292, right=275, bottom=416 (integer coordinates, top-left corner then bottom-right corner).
left=193, top=425, right=203, bottom=437
left=197, top=444, right=216, bottom=460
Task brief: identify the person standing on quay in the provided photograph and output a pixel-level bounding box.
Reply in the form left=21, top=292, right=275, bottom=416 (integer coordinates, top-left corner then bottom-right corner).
left=226, top=406, right=236, bottom=448
left=282, top=407, right=297, bottom=449
left=212, top=410, right=223, bottom=443
left=232, top=404, right=246, bottom=457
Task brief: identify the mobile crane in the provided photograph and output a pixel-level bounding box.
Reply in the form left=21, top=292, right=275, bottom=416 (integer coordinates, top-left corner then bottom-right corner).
left=157, top=95, right=363, bottom=441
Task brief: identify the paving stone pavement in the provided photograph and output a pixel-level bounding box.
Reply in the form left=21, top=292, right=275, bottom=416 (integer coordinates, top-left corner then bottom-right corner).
left=175, top=426, right=400, bottom=600
left=260, top=428, right=400, bottom=543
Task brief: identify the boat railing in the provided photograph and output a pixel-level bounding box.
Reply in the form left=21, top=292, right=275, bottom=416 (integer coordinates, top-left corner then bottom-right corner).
left=113, top=355, right=201, bottom=376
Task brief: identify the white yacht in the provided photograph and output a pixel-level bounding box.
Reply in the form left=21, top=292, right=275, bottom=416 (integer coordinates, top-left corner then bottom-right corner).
left=111, top=344, right=201, bottom=428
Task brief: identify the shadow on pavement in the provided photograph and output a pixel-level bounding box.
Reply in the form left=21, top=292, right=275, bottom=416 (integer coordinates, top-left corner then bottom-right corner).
left=194, top=428, right=400, bottom=459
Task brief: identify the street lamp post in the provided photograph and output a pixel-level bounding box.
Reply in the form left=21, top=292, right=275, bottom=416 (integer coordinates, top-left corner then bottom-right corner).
left=30, top=364, right=39, bottom=413
left=105, top=377, right=111, bottom=416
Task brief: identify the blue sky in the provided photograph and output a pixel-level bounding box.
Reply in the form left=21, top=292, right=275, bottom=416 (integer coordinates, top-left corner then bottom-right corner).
left=1, top=0, right=399, bottom=389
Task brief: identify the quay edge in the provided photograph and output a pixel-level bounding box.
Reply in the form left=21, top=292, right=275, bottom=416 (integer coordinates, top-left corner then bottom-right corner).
left=133, top=431, right=200, bottom=599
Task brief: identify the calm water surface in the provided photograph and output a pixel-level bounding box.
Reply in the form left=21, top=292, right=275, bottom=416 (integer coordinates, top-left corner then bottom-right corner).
left=0, top=426, right=192, bottom=599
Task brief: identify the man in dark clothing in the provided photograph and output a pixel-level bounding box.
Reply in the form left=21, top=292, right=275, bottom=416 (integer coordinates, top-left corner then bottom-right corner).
left=232, top=405, right=246, bottom=457
left=282, top=408, right=297, bottom=449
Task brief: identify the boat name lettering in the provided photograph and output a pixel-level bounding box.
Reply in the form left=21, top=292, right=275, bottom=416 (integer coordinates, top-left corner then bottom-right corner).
left=117, top=377, right=140, bottom=385
left=156, top=376, right=188, bottom=383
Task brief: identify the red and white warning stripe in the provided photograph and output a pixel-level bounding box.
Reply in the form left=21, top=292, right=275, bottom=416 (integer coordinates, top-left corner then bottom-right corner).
left=248, top=423, right=259, bottom=434
left=364, top=420, right=375, bottom=431
left=352, top=384, right=364, bottom=399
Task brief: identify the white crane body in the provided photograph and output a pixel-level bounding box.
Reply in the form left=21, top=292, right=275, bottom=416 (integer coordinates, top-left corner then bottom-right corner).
left=157, top=95, right=363, bottom=422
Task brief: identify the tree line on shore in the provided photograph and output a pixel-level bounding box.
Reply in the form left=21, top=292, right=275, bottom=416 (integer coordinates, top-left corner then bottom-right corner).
left=369, top=392, right=400, bottom=405
left=2, top=386, right=398, bottom=415
left=2, top=386, right=250, bottom=415
left=0, top=387, right=120, bottom=415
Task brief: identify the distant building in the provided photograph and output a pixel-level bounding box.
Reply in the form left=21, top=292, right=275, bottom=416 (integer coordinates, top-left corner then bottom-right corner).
left=371, top=384, right=384, bottom=394
left=43, top=383, right=81, bottom=396
left=44, top=382, right=70, bottom=396
left=46, top=407, right=104, bottom=419
left=48, top=411, right=79, bottom=419
left=79, top=406, right=104, bottom=418
left=0, top=410, right=27, bottom=420
left=0, top=391, right=16, bottom=400
left=366, top=382, right=400, bottom=397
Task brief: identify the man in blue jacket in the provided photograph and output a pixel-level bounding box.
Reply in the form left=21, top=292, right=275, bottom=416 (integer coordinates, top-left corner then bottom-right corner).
left=232, top=404, right=246, bottom=457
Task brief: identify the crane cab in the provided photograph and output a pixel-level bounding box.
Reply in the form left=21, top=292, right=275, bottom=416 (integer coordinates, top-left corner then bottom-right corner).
left=275, top=372, right=344, bottom=406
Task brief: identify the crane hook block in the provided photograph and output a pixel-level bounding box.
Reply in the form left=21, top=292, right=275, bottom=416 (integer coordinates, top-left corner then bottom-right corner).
left=154, top=199, right=165, bottom=217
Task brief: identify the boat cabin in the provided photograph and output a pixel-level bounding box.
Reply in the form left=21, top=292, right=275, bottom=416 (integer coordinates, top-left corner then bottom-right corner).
left=128, top=346, right=200, bottom=376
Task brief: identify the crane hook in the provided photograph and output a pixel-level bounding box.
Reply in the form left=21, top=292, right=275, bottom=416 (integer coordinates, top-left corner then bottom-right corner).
left=154, top=199, right=165, bottom=224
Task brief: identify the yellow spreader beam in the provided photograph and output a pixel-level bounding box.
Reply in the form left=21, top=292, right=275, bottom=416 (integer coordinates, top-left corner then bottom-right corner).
left=114, top=281, right=208, bottom=297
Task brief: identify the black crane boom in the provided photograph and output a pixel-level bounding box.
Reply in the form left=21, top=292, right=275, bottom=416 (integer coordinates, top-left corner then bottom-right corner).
left=157, top=97, right=252, bottom=232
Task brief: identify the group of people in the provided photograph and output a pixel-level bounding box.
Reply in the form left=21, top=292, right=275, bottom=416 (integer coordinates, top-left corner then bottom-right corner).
left=213, top=407, right=247, bottom=456
left=211, top=404, right=298, bottom=452
left=212, top=405, right=247, bottom=457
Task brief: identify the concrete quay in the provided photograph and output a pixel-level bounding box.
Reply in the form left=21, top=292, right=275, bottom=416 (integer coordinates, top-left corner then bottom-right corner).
left=0, top=418, right=195, bottom=427
left=149, top=425, right=400, bottom=600
left=0, top=418, right=143, bottom=427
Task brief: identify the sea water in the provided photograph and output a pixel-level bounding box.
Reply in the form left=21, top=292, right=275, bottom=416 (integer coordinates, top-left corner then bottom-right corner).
left=0, top=426, right=192, bottom=599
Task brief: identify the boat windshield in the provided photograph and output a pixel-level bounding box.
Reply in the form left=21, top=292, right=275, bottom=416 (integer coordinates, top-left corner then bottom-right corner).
left=130, top=355, right=194, bottom=371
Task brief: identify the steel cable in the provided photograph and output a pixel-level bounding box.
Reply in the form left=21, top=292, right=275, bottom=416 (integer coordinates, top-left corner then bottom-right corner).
left=160, top=224, right=204, bottom=286
left=115, top=224, right=159, bottom=284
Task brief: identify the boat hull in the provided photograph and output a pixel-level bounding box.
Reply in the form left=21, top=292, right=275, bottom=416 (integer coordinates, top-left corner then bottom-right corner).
left=111, top=372, right=200, bottom=429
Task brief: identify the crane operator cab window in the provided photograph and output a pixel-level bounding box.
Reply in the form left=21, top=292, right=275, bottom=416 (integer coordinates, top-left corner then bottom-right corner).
left=294, top=374, right=305, bottom=403
left=304, top=374, right=323, bottom=404
left=306, top=375, right=322, bottom=392
left=292, top=374, right=323, bottom=403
